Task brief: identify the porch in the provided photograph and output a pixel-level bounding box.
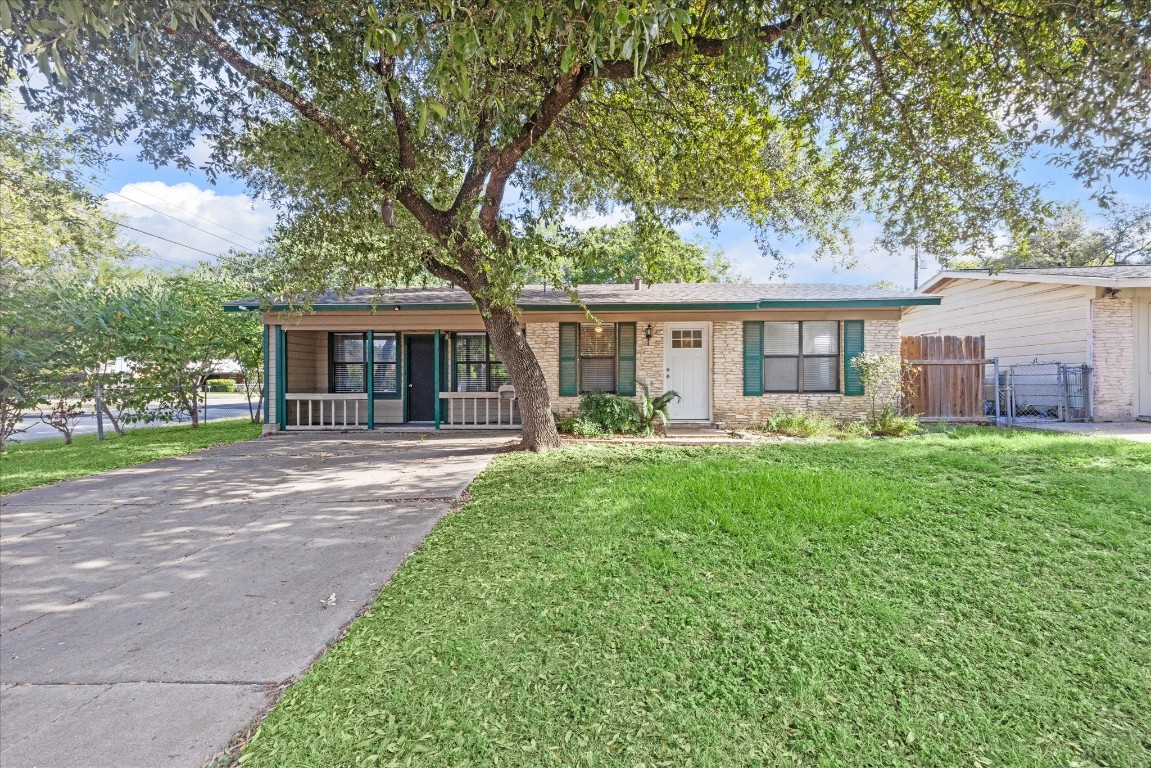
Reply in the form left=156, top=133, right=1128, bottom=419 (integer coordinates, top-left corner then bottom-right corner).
left=265, top=328, right=521, bottom=431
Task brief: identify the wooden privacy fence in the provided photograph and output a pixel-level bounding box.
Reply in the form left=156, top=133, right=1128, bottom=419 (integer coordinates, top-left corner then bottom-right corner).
left=901, top=335, right=995, bottom=422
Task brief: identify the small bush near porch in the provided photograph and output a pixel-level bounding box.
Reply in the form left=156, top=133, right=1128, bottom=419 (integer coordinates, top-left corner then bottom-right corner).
left=239, top=431, right=1151, bottom=767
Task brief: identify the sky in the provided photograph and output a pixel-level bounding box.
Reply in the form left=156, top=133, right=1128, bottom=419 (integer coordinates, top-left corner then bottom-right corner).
left=96, top=135, right=1149, bottom=289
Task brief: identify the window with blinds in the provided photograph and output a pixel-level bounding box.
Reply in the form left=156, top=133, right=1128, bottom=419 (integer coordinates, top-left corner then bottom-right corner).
left=763, top=321, right=839, bottom=392
left=579, top=323, right=616, bottom=393
left=454, top=333, right=510, bottom=392
left=332, top=333, right=366, bottom=392
left=373, top=334, right=398, bottom=395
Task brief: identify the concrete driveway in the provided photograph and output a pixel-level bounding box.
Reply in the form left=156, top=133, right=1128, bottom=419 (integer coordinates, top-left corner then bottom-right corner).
left=0, top=432, right=508, bottom=768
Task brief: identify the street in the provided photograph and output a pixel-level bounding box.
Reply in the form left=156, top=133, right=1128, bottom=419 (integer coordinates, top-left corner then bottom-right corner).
left=9, top=395, right=260, bottom=442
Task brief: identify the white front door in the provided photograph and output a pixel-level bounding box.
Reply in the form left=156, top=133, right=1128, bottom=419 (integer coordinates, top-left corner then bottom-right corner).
left=665, top=323, right=710, bottom=421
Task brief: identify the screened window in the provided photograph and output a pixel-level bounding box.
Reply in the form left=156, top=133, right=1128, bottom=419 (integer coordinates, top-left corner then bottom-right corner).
left=580, top=323, right=616, bottom=393
left=764, top=321, right=839, bottom=392
left=454, top=333, right=510, bottom=392
left=332, top=333, right=366, bottom=393
left=332, top=333, right=399, bottom=394
left=373, top=334, right=399, bottom=395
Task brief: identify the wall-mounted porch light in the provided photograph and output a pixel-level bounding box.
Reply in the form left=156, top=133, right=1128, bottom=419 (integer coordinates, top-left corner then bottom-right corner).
left=644, top=323, right=654, bottom=345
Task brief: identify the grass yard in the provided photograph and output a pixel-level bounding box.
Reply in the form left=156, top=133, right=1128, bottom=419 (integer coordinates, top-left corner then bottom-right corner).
left=0, top=419, right=261, bottom=494
left=240, top=430, right=1151, bottom=767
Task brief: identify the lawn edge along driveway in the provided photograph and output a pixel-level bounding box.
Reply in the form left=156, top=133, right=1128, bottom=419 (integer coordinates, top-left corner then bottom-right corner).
left=0, top=432, right=507, bottom=768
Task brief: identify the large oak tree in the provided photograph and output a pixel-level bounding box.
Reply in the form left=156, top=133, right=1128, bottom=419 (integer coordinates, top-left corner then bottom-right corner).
left=4, top=1, right=1148, bottom=449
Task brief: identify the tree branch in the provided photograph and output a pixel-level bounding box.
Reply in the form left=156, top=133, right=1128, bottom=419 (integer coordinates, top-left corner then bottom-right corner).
left=187, top=26, right=449, bottom=241
left=473, top=16, right=800, bottom=246
left=597, top=18, right=797, bottom=80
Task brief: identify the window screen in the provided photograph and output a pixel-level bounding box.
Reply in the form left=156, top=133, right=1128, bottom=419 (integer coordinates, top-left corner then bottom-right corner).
left=579, top=323, right=616, bottom=393
left=373, top=334, right=398, bottom=394
left=454, top=334, right=510, bottom=392
left=763, top=321, right=839, bottom=392
left=332, top=333, right=365, bottom=393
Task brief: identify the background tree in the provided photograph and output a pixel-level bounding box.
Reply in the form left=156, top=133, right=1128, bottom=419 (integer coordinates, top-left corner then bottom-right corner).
left=7, top=1, right=1149, bottom=449
left=0, top=93, right=135, bottom=448
left=983, top=201, right=1151, bottom=269
left=549, top=220, right=743, bottom=285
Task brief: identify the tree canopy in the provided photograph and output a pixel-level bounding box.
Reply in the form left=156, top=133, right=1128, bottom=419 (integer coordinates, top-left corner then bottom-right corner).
left=981, top=201, right=1151, bottom=269
left=6, top=0, right=1149, bottom=448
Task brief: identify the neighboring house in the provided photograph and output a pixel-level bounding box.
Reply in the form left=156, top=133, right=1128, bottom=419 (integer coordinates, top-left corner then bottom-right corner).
left=902, top=266, right=1151, bottom=421
left=225, top=282, right=938, bottom=432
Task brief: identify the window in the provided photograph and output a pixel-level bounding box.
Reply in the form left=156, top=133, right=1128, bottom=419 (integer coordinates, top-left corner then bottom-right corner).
left=332, top=333, right=365, bottom=393
left=373, top=334, right=399, bottom=395
left=763, top=321, right=839, bottom=392
left=580, top=323, right=616, bottom=393
left=671, top=329, right=703, bottom=348
left=453, top=333, right=510, bottom=392
left=332, top=333, right=399, bottom=395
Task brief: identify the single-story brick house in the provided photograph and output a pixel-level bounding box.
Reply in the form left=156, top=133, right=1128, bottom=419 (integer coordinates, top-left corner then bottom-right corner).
left=902, top=266, right=1151, bottom=421
left=225, top=282, right=938, bottom=432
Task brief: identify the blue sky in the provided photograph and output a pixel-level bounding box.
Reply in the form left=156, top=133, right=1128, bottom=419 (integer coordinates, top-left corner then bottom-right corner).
left=99, top=138, right=1149, bottom=287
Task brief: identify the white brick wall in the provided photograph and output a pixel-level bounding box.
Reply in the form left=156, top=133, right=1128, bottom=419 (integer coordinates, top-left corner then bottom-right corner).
left=527, top=318, right=902, bottom=425
left=711, top=319, right=901, bottom=426
left=1090, top=298, right=1135, bottom=421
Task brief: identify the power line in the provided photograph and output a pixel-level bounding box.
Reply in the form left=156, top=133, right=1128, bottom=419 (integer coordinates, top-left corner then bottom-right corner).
left=111, top=219, right=220, bottom=260
left=91, top=168, right=266, bottom=247
left=90, top=179, right=259, bottom=253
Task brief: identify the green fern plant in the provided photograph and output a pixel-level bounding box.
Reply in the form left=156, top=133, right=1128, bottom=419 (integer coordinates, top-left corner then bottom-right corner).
left=637, top=380, right=680, bottom=436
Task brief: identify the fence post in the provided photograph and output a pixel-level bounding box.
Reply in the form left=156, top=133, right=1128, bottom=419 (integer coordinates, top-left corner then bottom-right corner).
left=94, top=381, right=105, bottom=441
left=1084, top=365, right=1094, bottom=422
left=992, top=358, right=1001, bottom=427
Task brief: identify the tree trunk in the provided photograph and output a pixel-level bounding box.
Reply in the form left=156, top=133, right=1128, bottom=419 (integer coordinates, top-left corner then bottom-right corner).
left=100, top=398, right=125, bottom=437
left=481, top=303, right=564, bottom=451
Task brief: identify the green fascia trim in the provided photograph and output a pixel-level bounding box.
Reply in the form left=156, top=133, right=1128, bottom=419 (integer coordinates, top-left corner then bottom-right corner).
left=242, top=296, right=941, bottom=314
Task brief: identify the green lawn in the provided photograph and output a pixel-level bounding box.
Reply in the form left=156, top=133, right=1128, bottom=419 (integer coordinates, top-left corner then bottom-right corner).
left=240, top=430, right=1151, bottom=768
left=0, top=419, right=261, bottom=494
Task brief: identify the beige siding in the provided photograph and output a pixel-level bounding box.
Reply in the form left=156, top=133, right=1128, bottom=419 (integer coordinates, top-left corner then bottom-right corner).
left=285, top=331, right=327, bottom=392
left=902, top=279, right=1093, bottom=365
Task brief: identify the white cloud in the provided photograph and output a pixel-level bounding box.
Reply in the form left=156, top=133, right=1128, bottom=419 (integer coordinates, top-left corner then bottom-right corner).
left=101, top=181, right=275, bottom=267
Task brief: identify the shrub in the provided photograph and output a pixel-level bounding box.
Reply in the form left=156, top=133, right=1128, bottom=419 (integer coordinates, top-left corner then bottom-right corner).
left=636, top=381, right=679, bottom=436
left=555, top=413, right=610, bottom=438
left=205, top=379, right=237, bottom=392
left=578, top=393, right=641, bottom=434
left=841, top=420, right=874, bottom=438
left=867, top=405, right=921, bottom=437
left=850, top=351, right=904, bottom=419
left=761, top=408, right=837, bottom=437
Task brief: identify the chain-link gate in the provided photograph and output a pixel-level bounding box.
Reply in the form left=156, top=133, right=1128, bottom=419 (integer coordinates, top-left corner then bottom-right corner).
left=988, top=362, right=1093, bottom=425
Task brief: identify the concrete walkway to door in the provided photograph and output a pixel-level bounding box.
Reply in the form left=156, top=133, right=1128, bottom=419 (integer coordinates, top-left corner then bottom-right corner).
left=0, top=432, right=509, bottom=768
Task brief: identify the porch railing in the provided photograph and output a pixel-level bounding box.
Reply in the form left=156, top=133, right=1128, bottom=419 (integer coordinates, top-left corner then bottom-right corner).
left=439, top=391, right=521, bottom=429
left=285, top=393, right=368, bottom=430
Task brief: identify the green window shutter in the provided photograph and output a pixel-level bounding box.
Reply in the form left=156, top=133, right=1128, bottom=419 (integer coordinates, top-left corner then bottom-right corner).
left=559, top=322, right=579, bottom=396
left=616, top=322, right=637, bottom=396
left=743, top=321, right=764, bottom=396
left=843, top=320, right=865, bottom=395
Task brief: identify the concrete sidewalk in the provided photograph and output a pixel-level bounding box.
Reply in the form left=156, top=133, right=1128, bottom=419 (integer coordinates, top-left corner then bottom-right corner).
left=0, top=432, right=510, bottom=768
left=1026, top=420, right=1151, bottom=443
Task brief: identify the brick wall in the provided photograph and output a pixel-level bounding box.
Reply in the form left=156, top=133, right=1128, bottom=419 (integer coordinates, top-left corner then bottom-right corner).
left=1090, top=298, right=1135, bottom=421
left=526, top=321, right=666, bottom=414
left=527, top=318, right=901, bottom=425
left=711, top=319, right=901, bottom=426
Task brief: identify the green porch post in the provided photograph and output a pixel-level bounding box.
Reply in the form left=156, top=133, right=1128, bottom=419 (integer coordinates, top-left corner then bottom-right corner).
left=365, top=330, right=375, bottom=430
left=276, top=325, right=286, bottom=430
left=262, top=324, right=270, bottom=424
left=433, top=329, right=441, bottom=429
